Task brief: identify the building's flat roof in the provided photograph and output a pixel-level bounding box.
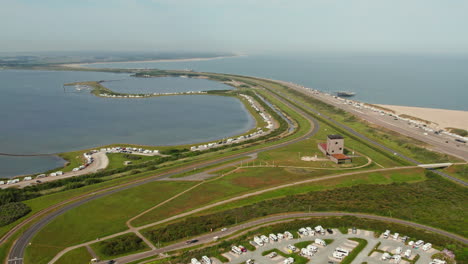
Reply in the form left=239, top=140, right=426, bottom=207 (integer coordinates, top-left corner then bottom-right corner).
left=328, top=134, right=344, bottom=140
left=331, top=154, right=351, bottom=160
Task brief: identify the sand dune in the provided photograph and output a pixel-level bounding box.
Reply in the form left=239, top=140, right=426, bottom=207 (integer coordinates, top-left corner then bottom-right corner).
left=377, top=104, right=468, bottom=131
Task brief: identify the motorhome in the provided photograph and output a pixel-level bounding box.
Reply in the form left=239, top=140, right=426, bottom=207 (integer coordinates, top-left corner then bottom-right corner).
left=284, top=231, right=293, bottom=239
left=383, top=230, right=391, bottom=239
left=253, top=236, right=263, bottom=246
left=231, top=246, right=242, bottom=254
left=422, top=243, right=432, bottom=251
left=404, top=249, right=412, bottom=258
left=314, top=238, right=326, bottom=246
left=201, top=256, right=211, bottom=264
left=381, top=253, right=391, bottom=260
left=269, top=233, right=278, bottom=242
left=395, top=247, right=402, bottom=254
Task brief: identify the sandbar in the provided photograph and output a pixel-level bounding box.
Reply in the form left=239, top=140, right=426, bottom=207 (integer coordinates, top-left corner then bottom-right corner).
left=377, top=104, right=468, bottom=131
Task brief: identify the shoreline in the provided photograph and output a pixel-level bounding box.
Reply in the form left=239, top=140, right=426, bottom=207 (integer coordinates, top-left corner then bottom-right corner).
left=60, top=54, right=244, bottom=68
left=376, top=104, right=468, bottom=131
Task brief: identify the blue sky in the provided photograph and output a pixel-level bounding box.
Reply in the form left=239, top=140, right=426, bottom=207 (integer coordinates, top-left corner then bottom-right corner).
left=1, top=0, right=467, bottom=54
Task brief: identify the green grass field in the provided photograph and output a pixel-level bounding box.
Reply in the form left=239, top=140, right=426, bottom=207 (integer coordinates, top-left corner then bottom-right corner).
left=24, top=181, right=195, bottom=264
left=190, top=168, right=427, bottom=216
left=443, top=164, right=468, bottom=181
left=131, top=166, right=352, bottom=227
left=55, top=246, right=92, bottom=264
left=106, top=153, right=157, bottom=170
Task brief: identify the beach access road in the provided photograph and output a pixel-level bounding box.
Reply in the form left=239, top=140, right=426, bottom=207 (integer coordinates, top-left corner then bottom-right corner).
left=97, top=212, right=468, bottom=264
left=278, top=80, right=468, bottom=162
left=1, top=151, right=109, bottom=189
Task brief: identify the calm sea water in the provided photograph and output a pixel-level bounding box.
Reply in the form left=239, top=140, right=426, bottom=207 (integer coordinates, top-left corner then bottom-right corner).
left=89, top=54, right=468, bottom=111
left=0, top=70, right=254, bottom=178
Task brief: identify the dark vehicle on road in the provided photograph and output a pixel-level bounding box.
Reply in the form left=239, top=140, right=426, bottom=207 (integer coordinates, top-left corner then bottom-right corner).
left=327, top=228, right=333, bottom=234
left=186, top=239, right=199, bottom=244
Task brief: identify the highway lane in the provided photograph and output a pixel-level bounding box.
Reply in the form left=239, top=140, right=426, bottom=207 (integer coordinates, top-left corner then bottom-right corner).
left=6, top=88, right=320, bottom=264
left=108, top=212, right=468, bottom=264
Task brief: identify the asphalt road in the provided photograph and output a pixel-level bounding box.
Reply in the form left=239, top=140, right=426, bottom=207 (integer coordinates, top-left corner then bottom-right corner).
left=6, top=76, right=467, bottom=264
left=107, top=212, right=468, bottom=264
left=6, top=88, right=319, bottom=264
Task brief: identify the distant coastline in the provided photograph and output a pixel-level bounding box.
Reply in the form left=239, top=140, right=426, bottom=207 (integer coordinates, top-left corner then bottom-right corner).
left=61, top=54, right=244, bottom=68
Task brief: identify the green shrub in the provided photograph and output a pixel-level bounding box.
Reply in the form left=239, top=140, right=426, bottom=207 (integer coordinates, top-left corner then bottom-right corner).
left=0, top=202, right=31, bottom=226
left=98, top=234, right=146, bottom=257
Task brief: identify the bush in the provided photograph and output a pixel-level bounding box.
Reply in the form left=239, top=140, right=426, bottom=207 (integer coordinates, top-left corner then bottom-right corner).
left=0, top=202, right=31, bottom=226
left=98, top=234, right=147, bottom=257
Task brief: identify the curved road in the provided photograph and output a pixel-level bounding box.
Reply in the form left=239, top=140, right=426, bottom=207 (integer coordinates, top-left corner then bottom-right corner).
left=6, top=75, right=467, bottom=264
left=107, top=212, right=467, bottom=264
left=6, top=86, right=320, bottom=264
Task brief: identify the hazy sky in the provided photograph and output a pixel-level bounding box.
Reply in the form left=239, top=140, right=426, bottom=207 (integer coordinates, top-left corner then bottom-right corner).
left=1, top=0, right=468, bottom=54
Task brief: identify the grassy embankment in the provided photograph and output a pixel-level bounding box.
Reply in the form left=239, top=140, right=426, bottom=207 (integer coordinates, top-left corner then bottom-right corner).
left=447, top=128, right=468, bottom=137
left=55, top=247, right=92, bottom=264
left=442, top=164, right=468, bottom=181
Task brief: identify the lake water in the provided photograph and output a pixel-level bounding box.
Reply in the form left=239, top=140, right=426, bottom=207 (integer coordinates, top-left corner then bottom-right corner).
left=0, top=70, right=254, bottom=178
left=88, top=54, right=468, bottom=111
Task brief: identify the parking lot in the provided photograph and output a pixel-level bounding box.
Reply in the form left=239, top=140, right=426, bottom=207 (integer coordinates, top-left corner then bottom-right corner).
left=199, top=228, right=441, bottom=264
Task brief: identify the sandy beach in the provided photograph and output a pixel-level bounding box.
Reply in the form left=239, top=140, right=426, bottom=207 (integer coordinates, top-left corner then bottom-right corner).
left=377, top=104, right=468, bottom=131
left=60, top=54, right=243, bottom=68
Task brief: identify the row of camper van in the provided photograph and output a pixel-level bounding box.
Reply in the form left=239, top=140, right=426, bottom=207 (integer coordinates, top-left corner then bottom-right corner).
left=251, top=231, right=294, bottom=246
left=191, top=256, right=211, bottom=264
left=71, top=152, right=95, bottom=172
left=287, top=239, right=327, bottom=255
left=298, top=225, right=331, bottom=236
left=190, top=129, right=265, bottom=152
left=103, top=147, right=159, bottom=155
left=381, top=247, right=413, bottom=260
left=0, top=170, right=64, bottom=185
left=383, top=230, right=432, bottom=250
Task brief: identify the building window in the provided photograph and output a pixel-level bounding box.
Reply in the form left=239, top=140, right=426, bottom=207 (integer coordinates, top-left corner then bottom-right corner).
left=331, top=150, right=334, bottom=153
left=335, top=142, right=338, bottom=144
left=339, top=147, right=342, bottom=150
